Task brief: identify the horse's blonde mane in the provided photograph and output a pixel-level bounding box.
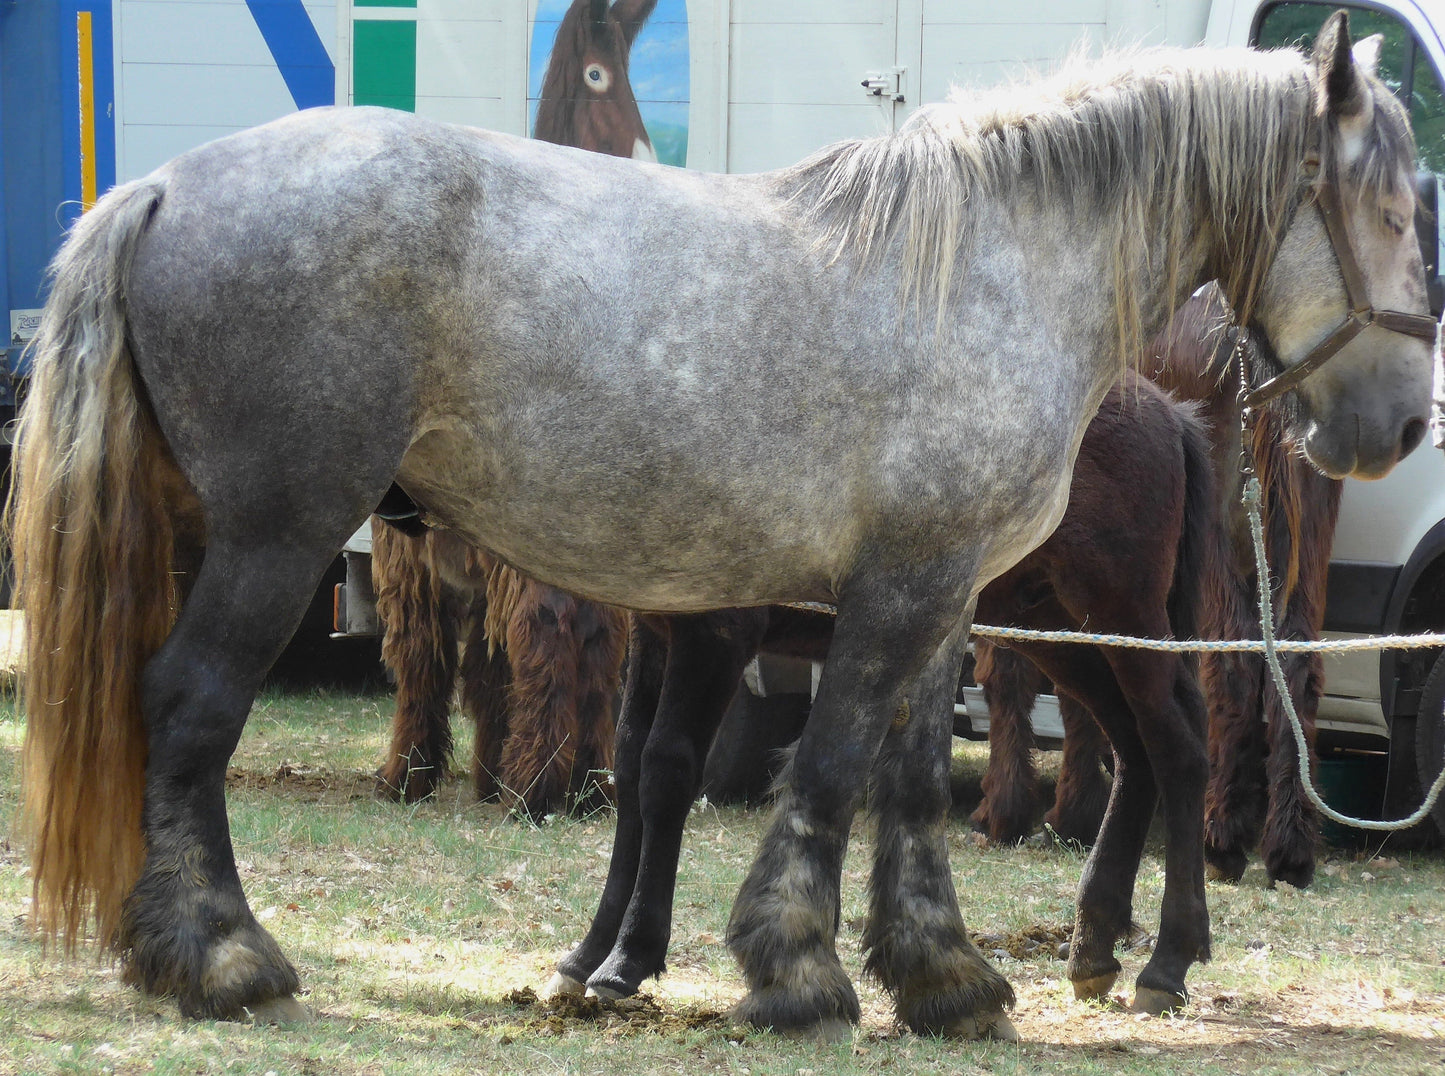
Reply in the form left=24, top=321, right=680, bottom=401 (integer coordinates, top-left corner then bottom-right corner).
left=789, top=45, right=1415, bottom=366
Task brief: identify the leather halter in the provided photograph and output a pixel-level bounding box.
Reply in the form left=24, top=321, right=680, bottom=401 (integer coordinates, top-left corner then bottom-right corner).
left=1241, top=135, right=1440, bottom=410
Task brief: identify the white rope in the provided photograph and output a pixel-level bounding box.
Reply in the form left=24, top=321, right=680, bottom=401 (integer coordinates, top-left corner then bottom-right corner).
left=1240, top=475, right=1445, bottom=832
left=967, top=625, right=1445, bottom=652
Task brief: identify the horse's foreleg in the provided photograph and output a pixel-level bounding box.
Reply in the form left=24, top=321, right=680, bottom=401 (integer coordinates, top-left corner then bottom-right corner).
left=726, top=573, right=984, bottom=1038
left=864, top=621, right=1017, bottom=1040
left=1201, top=648, right=1268, bottom=881
left=124, top=540, right=339, bottom=1021
left=1045, top=692, right=1112, bottom=846
left=1258, top=469, right=1338, bottom=889
left=584, top=611, right=765, bottom=998
left=1260, top=648, right=1323, bottom=888
left=551, top=617, right=669, bottom=994
left=970, top=641, right=1044, bottom=843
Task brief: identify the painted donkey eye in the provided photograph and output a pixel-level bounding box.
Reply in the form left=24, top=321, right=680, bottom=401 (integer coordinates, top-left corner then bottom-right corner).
left=584, top=63, right=611, bottom=93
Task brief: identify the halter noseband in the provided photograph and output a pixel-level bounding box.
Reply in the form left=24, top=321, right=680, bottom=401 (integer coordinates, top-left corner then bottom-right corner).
left=1241, top=133, right=1440, bottom=410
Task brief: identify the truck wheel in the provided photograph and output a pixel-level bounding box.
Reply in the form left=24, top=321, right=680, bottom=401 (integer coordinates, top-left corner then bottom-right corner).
left=1415, top=650, right=1445, bottom=836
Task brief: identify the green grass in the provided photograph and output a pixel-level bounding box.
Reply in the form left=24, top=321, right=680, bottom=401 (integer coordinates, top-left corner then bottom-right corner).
left=2, top=690, right=1444, bottom=1074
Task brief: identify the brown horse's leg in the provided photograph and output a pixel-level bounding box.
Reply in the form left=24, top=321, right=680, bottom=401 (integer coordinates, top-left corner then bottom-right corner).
left=1033, top=644, right=1156, bottom=1003
left=864, top=619, right=1017, bottom=1039
left=1045, top=692, right=1112, bottom=846
left=1257, top=466, right=1339, bottom=888
left=565, top=605, right=627, bottom=811
left=373, top=524, right=458, bottom=803
left=457, top=601, right=511, bottom=802
left=970, top=641, right=1044, bottom=843
left=495, top=582, right=586, bottom=817
left=1050, top=640, right=1210, bottom=1014
left=1260, top=649, right=1323, bottom=887
left=1202, top=646, right=1269, bottom=882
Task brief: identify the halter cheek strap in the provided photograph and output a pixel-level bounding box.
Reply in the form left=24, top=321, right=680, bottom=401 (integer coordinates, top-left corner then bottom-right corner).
left=1242, top=146, right=1440, bottom=410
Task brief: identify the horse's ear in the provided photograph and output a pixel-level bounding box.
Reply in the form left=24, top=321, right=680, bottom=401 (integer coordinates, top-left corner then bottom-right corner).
left=1352, top=33, right=1383, bottom=78
left=610, top=0, right=659, bottom=47
left=1313, top=9, right=1368, bottom=118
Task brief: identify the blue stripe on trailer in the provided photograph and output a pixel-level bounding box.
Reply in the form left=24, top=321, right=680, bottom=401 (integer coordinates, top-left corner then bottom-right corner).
left=246, top=1, right=336, bottom=111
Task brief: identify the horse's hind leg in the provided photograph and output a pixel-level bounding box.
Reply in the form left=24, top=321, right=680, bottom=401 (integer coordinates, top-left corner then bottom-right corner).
left=1033, top=646, right=1159, bottom=1002
left=970, top=640, right=1044, bottom=843
left=865, top=622, right=1017, bottom=1039
left=123, top=539, right=343, bottom=1020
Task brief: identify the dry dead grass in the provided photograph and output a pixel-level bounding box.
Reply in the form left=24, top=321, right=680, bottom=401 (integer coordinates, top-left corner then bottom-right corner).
left=0, top=688, right=1441, bottom=1075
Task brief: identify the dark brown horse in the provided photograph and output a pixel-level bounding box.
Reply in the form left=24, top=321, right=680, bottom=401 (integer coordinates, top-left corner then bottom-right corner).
left=554, top=372, right=1223, bottom=1019
left=1153, top=288, right=1341, bottom=889
left=535, top=0, right=658, bottom=161
left=372, top=0, right=659, bottom=815
left=971, top=287, right=1342, bottom=888
left=371, top=523, right=625, bottom=815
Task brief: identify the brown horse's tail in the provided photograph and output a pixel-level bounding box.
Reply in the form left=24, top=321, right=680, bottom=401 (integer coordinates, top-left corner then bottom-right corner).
left=1167, top=402, right=1220, bottom=660
left=6, top=176, right=178, bottom=953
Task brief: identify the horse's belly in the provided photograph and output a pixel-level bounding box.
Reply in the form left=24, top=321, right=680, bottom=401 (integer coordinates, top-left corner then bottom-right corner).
left=396, top=428, right=848, bottom=611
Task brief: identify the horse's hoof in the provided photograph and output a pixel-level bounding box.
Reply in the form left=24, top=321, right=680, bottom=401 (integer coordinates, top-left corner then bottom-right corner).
left=776, top=1017, right=854, bottom=1043
left=584, top=982, right=629, bottom=1001
left=1266, top=859, right=1315, bottom=890
left=1204, top=846, right=1248, bottom=884
left=1130, top=986, right=1187, bottom=1015
left=1071, top=972, right=1118, bottom=1001
left=938, top=1010, right=1019, bottom=1041
left=542, top=971, right=586, bottom=999
left=247, top=996, right=313, bottom=1025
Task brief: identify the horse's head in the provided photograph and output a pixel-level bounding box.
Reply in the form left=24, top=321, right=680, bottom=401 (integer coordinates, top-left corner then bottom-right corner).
left=1252, top=10, right=1438, bottom=480
left=535, top=0, right=658, bottom=162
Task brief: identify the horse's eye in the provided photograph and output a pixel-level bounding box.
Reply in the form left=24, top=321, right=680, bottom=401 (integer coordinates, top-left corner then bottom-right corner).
left=1382, top=210, right=1407, bottom=236
left=584, top=63, right=611, bottom=93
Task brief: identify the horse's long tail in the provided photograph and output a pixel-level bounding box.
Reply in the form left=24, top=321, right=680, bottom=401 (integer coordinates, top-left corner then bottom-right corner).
left=6, top=176, right=178, bottom=953
left=1166, top=403, right=1219, bottom=654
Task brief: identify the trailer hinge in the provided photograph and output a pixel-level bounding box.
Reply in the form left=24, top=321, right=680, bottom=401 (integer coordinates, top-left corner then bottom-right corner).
left=861, top=67, right=906, bottom=104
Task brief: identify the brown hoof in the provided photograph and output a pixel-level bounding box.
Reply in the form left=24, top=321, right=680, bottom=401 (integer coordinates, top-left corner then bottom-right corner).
left=542, top=971, right=586, bottom=999
left=247, top=996, right=313, bottom=1025
left=1071, top=972, right=1118, bottom=1001
left=1130, top=986, right=1187, bottom=1015
left=939, top=1010, right=1019, bottom=1041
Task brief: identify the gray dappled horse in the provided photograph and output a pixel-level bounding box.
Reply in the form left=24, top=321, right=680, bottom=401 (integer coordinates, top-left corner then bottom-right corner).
left=10, top=11, right=1437, bottom=1039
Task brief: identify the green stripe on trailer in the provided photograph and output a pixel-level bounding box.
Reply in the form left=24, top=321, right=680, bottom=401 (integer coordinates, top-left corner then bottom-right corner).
left=353, top=19, right=416, bottom=112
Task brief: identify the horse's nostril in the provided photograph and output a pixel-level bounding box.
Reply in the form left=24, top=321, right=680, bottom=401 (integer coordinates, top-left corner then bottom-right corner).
left=1400, top=417, right=1427, bottom=458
